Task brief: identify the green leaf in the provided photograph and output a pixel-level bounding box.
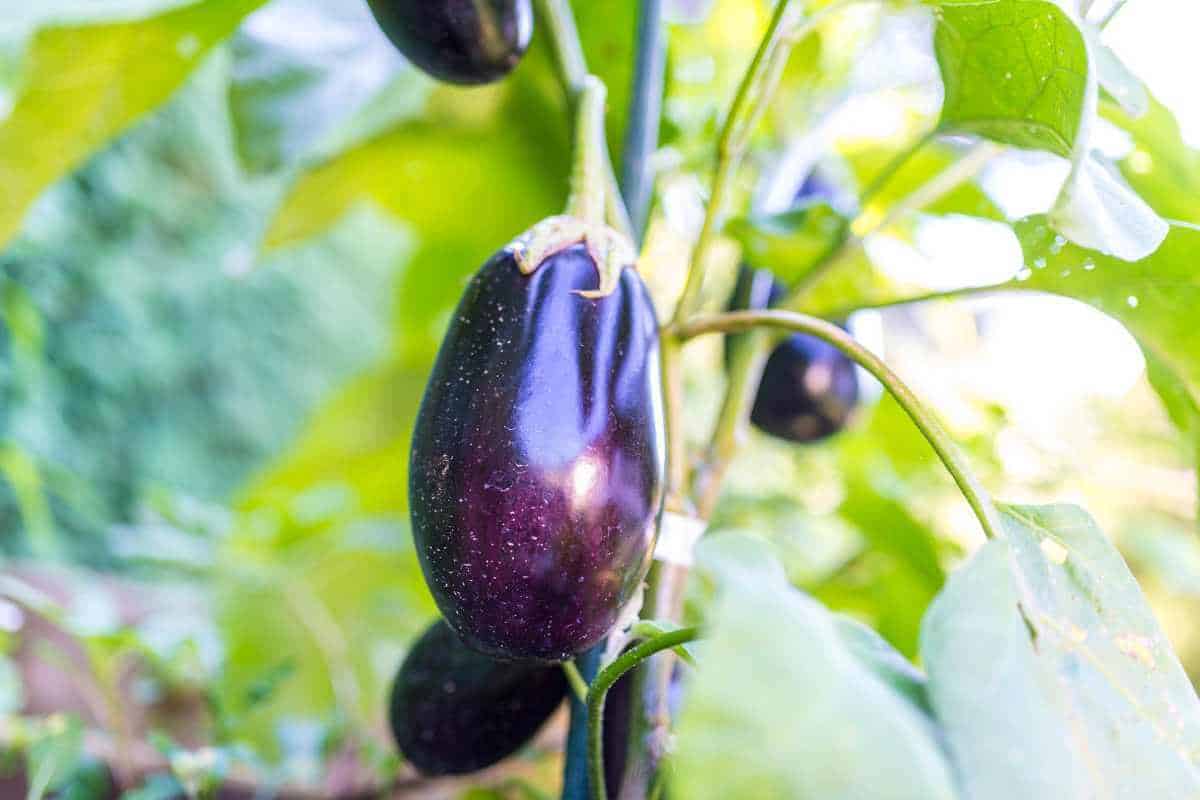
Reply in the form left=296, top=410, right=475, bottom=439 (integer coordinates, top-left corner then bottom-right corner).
left=674, top=533, right=959, bottom=800
left=848, top=143, right=1005, bottom=223
left=226, top=0, right=410, bottom=174
left=237, top=362, right=426, bottom=516
left=920, top=504, right=1200, bottom=797
left=1095, top=42, right=1147, bottom=119
left=263, top=82, right=567, bottom=365
left=0, top=442, right=56, bottom=557
left=0, top=655, right=24, bottom=716
left=1104, top=94, right=1200, bottom=225
left=833, top=615, right=933, bottom=716
left=25, top=715, right=85, bottom=800
left=1013, top=216, right=1200, bottom=420
left=931, top=0, right=1089, bottom=156
left=0, top=0, right=267, bottom=251
left=727, top=203, right=849, bottom=287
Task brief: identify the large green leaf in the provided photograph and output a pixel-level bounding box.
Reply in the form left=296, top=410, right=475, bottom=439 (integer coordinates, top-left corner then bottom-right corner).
left=921, top=504, right=1200, bottom=797
left=1013, top=216, right=1200, bottom=418
left=0, top=0, right=266, bottom=250
left=674, top=532, right=959, bottom=800
left=226, top=0, right=409, bottom=174
left=930, top=0, right=1089, bottom=156
left=1105, top=95, right=1200, bottom=225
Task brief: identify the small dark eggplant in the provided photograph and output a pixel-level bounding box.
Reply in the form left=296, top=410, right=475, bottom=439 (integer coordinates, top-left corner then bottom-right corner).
left=410, top=242, right=665, bottom=662
left=388, top=619, right=568, bottom=775
left=727, top=266, right=861, bottom=443
left=366, top=0, right=533, bottom=85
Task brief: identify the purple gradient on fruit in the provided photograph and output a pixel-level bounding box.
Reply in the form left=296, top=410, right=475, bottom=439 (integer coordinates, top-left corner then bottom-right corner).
left=410, top=245, right=665, bottom=662
left=366, top=0, right=532, bottom=85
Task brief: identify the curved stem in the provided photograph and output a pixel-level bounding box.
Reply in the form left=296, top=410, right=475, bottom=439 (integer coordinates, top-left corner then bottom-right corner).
left=621, top=0, right=667, bottom=240
left=536, top=0, right=635, bottom=238
left=677, top=310, right=1003, bottom=541
left=567, top=76, right=609, bottom=226
left=587, top=628, right=702, bottom=800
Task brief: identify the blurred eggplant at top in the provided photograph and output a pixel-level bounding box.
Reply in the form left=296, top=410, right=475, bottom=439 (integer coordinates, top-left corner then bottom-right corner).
left=366, top=0, right=533, bottom=85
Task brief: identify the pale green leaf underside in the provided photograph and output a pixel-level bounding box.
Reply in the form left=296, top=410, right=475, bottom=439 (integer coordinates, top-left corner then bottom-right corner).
left=921, top=504, right=1200, bottom=799
left=674, top=533, right=958, bottom=800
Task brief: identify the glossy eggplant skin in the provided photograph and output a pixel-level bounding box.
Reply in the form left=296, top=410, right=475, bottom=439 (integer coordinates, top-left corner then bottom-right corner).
left=366, top=0, right=533, bottom=85
left=728, top=266, right=860, bottom=443
left=388, top=619, right=567, bottom=775
left=410, top=244, right=665, bottom=663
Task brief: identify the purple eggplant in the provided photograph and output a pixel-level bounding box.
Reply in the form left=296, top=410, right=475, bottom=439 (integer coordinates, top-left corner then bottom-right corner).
left=409, top=243, right=665, bottom=662
left=366, top=0, right=533, bottom=85
left=728, top=266, right=861, bottom=443
left=388, top=619, right=567, bottom=775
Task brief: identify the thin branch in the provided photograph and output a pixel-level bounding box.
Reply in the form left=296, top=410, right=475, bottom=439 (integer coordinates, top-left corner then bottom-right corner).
left=816, top=282, right=1010, bottom=320
left=587, top=628, right=701, bottom=800
left=677, top=310, right=1004, bottom=541
left=1098, top=0, right=1130, bottom=29
left=788, top=140, right=1000, bottom=302
left=669, top=0, right=800, bottom=325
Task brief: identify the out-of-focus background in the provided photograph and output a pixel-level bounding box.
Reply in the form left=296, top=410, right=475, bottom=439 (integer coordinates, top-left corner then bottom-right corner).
left=0, top=0, right=1195, bottom=796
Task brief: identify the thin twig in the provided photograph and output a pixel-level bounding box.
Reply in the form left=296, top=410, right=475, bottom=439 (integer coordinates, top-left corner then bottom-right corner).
left=587, top=628, right=701, bottom=800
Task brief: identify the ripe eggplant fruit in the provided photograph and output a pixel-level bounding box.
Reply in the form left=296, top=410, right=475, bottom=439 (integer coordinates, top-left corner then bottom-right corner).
left=410, top=242, right=665, bottom=662
left=728, top=266, right=860, bottom=443
left=388, top=619, right=567, bottom=775
left=366, top=0, right=533, bottom=85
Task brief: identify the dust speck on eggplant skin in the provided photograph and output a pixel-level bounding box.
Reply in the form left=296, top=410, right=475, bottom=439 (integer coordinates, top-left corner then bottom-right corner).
left=409, top=244, right=665, bottom=662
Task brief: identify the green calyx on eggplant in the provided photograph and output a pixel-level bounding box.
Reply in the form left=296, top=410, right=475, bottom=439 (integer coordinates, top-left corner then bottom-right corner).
left=727, top=265, right=861, bottom=443
left=409, top=217, right=665, bottom=663
left=388, top=619, right=567, bottom=775
left=366, top=0, right=533, bottom=85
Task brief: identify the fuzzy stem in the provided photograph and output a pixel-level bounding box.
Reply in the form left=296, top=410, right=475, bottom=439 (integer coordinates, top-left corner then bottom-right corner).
left=536, top=0, right=635, bottom=238
left=678, top=310, right=1003, bottom=541
left=567, top=76, right=610, bottom=226
left=587, top=628, right=702, bottom=800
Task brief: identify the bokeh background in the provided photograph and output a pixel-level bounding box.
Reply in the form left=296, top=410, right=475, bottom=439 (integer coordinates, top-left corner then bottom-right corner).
left=0, top=0, right=1195, bottom=796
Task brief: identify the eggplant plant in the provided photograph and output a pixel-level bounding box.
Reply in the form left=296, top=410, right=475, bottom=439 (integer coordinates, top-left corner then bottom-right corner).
left=0, top=0, right=1197, bottom=799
